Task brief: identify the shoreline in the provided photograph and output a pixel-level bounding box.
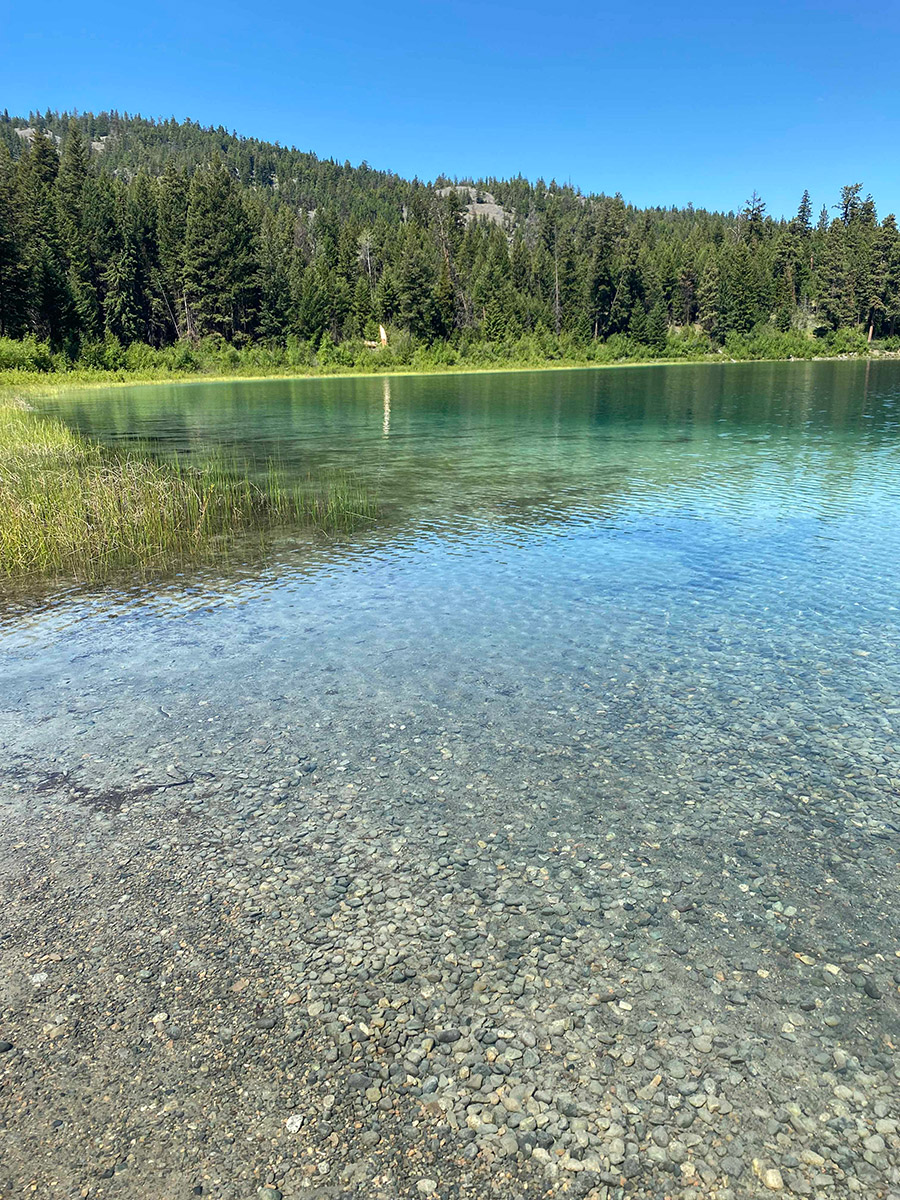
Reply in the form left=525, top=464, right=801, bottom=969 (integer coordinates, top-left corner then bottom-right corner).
left=2, top=348, right=897, bottom=401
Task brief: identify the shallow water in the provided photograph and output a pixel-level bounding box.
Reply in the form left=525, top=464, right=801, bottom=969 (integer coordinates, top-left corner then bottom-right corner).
left=2, top=360, right=899, bottom=826
left=4, top=361, right=900, bottom=1197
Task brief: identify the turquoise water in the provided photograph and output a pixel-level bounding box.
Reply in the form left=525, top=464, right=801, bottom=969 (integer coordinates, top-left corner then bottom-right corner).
left=2, top=361, right=899, bottom=854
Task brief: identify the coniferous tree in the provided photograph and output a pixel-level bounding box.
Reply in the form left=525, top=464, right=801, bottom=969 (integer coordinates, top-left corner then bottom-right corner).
left=838, top=184, right=863, bottom=226
left=17, top=131, right=71, bottom=342
left=396, top=232, right=437, bottom=340
left=156, top=162, right=190, bottom=338
left=0, top=142, right=26, bottom=336
left=646, top=299, right=668, bottom=352
left=184, top=163, right=257, bottom=340
left=292, top=266, right=331, bottom=343
left=56, top=120, right=101, bottom=339
left=103, top=240, right=142, bottom=343
left=793, top=190, right=812, bottom=235
left=697, top=258, right=721, bottom=339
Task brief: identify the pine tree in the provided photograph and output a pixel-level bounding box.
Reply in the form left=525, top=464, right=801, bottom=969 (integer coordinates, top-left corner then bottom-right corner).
left=482, top=295, right=508, bottom=342
left=352, top=273, right=373, bottom=336
left=183, top=163, right=257, bottom=340
left=17, top=130, right=71, bottom=341
left=374, top=269, right=397, bottom=325
left=0, top=143, right=26, bottom=336
left=817, top=222, right=854, bottom=330
left=103, top=241, right=142, bottom=343
left=792, top=190, right=812, bottom=236
left=156, top=163, right=189, bottom=338
left=838, top=184, right=863, bottom=227
left=697, top=257, right=721, bottom=340
left=882, top=215, right=900, bottom=336
left=292, top=266, right=331, bottom=342
left=256, top=203, right=294, bottom=339
left=720, top=242, right=758, bottom=335
left=646, top=299, right=668, bottom=352
left=56, top=120, right=101, bottom=339
left=126, top=171, right=161, bottom=343
left=396, top=234, right=437, bottom=339
left=628, top=299, right=647, bottom=343
left=741, top=191, right=767, bottom=243
left=432, top=264, right=455, bottom=339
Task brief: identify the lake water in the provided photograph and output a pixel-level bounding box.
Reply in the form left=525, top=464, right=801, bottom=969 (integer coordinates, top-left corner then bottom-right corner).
left=4, top=361, right=899, bottom=817
left=3, top=361, right=900, bottom=1196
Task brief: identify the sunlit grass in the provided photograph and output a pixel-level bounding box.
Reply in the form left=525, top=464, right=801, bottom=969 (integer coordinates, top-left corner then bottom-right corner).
left=0, top=398, right=376, bottom=581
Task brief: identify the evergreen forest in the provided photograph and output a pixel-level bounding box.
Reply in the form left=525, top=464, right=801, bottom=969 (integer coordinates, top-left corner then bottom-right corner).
left=2, top=109, right=899, bottom=373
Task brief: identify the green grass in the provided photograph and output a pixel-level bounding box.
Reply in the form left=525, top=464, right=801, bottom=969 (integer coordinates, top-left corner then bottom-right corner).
left=0, top=325, right=894, bottom=393
left=0, top=397, right=376, bottom=582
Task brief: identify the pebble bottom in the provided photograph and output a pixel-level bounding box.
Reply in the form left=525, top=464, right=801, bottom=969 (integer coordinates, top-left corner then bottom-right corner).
left=1, top=685, right=899, bottom=1200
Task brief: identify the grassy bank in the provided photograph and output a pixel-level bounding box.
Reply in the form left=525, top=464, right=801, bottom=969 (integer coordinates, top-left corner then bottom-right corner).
left=0, top=397, right=375, bottom=582
left=0, top=326, right=895, bottom=393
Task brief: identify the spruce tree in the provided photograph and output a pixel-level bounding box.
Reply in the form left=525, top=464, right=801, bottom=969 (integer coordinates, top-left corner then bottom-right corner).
left=793, top=190, right=812, bottom=235
left=396, top=234, right=437, bottom=339
left=482, top=295, right=507, bottom=342
left=184, top=163, right=257, bottom=340
left=57, top=120, right=101, bottom=339
left=156, top=163, right=189, bottom=338
left=646, top=299, right=668, bottom=352
left=103, top=241, right=142, bottom=343
left=292, top=266, right=331, bottom=342
left=0, top=143, right=26, bottom=336
left=17, top=130, right=71, bottom=341
left=697, top=258, right=721, bottom=340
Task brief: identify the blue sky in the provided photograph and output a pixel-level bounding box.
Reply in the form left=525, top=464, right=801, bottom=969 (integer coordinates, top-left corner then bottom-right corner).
left=3, top=0, right=896, bottom=219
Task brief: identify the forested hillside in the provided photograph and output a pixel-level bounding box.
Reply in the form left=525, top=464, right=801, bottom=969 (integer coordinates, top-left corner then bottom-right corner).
left=1, top=109, right=899, bottom=370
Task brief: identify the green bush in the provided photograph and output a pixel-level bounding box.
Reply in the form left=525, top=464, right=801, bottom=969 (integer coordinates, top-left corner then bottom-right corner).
left=824, top=328, right=869, bottom=355
left=0, top=335, right=55, bottom=372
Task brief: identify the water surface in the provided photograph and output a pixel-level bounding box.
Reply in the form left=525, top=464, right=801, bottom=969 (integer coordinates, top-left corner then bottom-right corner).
left=2, top=361, right=899, bottom=840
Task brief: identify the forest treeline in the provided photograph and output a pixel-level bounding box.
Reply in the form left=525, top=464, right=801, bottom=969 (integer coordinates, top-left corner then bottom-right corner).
left=1, top=109, right=899, bottom=372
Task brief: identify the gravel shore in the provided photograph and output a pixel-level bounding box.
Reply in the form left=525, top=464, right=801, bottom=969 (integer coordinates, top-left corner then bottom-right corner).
left=2, top=692, right=899, bottom=1200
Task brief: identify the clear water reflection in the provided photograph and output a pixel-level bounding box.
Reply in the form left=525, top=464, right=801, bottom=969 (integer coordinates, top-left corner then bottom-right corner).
left=1, top=361, right=899, bottom=817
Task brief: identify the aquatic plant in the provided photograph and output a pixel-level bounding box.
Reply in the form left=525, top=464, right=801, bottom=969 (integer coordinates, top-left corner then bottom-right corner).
left=0, top=398, right=376, bottom=581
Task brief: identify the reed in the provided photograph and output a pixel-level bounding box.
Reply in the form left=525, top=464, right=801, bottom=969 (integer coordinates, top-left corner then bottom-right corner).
left=0, top=398, right=376, bottom=581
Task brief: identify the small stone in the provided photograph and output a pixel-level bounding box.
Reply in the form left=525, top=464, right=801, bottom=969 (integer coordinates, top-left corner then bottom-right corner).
left=416, top=1181, right=437, bottom=1196
left=762, top=1168, right=784, bottom=1190
left=435, top=1028, right=461, bottom=1044
left=0, top=1041, right=13, bottom=1053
